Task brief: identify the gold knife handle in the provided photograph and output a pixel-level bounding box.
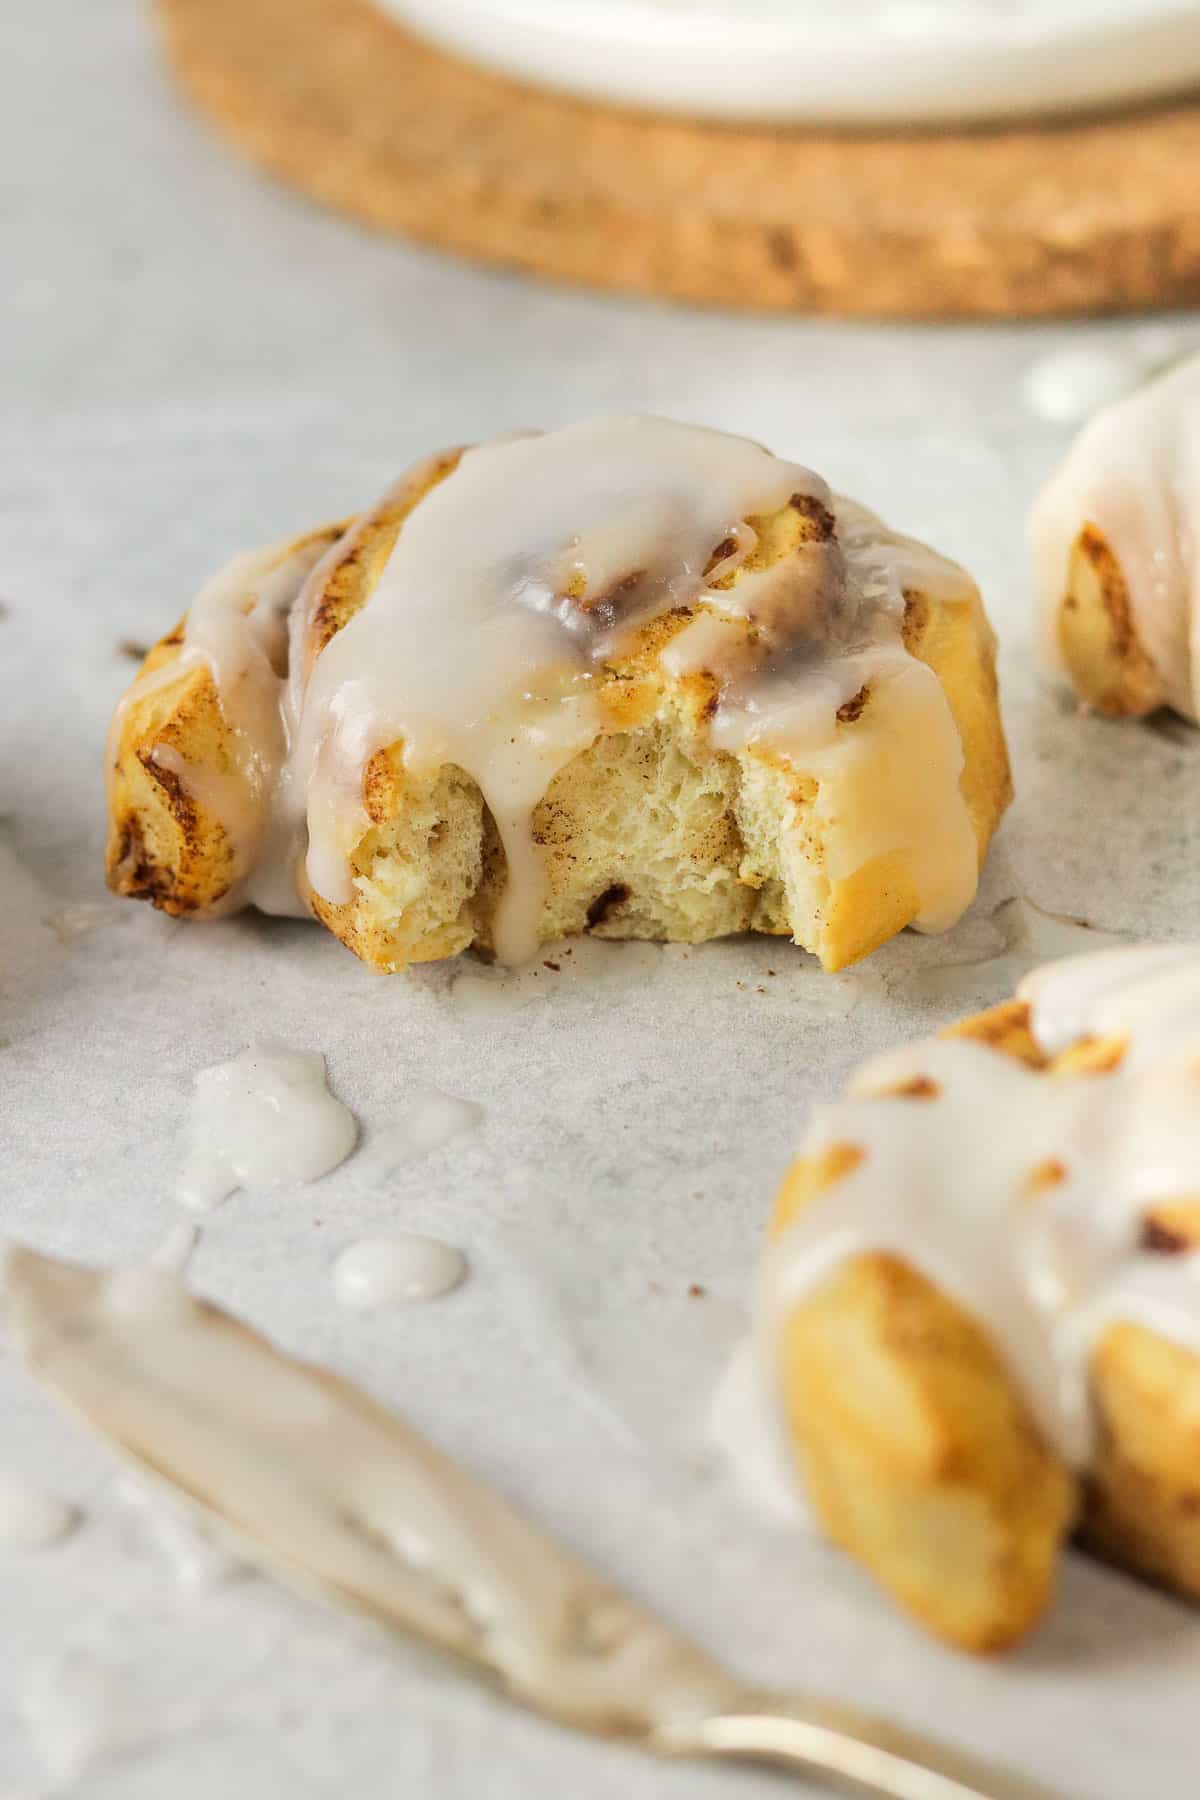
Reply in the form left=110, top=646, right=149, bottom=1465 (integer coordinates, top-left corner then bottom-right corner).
left=652, top=1695, right=1069, bottom=1800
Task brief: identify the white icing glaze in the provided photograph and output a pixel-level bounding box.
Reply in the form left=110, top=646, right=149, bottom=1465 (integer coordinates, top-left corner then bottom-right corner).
left=20, top=1646, right=123, bottom=1784
left=705, top=1341, right=811, bottom=1527
left=290, top=418, right=833, bottom=965
left=117, top=1473, right=244, bottom=1588
left=147, top=1218, right=199, bottom=1274
left=4, top=1246, right=737, bottom=1735
left=103, top=1264, right=197, bottom=1324
left=351, top=1090, right=483, bottom=1184
left=912, top=893, right=1130, bottom=1007
left=176, top=1043, right=357, bottom=1211
left=1021, top=941, right=1200, bottom=1059
left=1022, top=343, right=1152, bottom=425
left=0, top=1473, right=78, bottom=1550
left=120, top=418, right=980, bottom=965
left=1030, top=352, right=1200, bottom=721
left=752, top=943, right=1200, bottom=1472
left=708, top=496, right=979, bottom=934
left=332, top=1235, right=467, bottom=1309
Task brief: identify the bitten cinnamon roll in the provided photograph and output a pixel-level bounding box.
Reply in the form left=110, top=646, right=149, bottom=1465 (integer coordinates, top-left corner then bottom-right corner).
left=106, top=416, right=1010, bottom=972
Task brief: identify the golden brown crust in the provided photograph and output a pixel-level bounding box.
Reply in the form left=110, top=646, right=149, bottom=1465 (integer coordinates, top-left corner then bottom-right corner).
left=304, top=453, right=462, bottom=669
left=1083, top=1323, right=1200, bottom=1601
left=769, top=996, right=1200, bottom=1650
left=105, top=524, right=349, bottom=916
left=902, top=586, right=1013, bottom=867
left=774, top=1253, right=1075, bottom=1653
left=106, top=615, right=240, bottom=916
left=1056, top=522, right=1166, bottom=718
left=104, top=472, right=1010, bottom=971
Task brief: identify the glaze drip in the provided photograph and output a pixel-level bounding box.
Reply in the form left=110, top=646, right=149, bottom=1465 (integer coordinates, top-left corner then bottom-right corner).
left=176, top=1043, right=357, bottom=1211
left=331, top=1235, right=467, bottom=1308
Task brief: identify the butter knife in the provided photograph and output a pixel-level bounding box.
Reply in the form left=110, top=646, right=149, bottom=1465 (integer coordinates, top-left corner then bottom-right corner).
left=3, top=1245, right=1061, bottom=1800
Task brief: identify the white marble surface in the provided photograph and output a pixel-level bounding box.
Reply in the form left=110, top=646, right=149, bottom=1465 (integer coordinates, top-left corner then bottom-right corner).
left=3, top=5, right=1200, bottom=1796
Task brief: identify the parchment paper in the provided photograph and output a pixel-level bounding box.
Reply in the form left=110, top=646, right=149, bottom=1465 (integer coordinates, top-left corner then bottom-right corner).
left=3, top=7, right=1199, bottom=1795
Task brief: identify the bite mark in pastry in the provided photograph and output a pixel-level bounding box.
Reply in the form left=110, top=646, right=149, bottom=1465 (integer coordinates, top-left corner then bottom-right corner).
left=106, top=417, right=1010, bottom=972
left=748, top=944, right=1200, bottom=1650
left=1030, top=354, right=1200, bottom=721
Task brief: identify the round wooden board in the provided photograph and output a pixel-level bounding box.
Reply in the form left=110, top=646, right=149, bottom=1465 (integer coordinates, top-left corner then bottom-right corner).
left=159, top=0, right=1200, bottom=319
